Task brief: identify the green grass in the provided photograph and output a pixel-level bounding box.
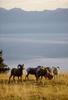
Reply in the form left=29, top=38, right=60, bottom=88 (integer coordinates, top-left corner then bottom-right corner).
left=0, top=73, right=68, bottom=100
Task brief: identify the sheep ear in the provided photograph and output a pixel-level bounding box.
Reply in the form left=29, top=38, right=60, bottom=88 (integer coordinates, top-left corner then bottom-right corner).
left=52, top=66, right=54, bottom=68
left=22, top=64, right=24, bottom=67
left=46, top=68, right=48, bottom=72
left=17, top=65, right=19, bottom=68
left=23, top=64, right=24, bottom=66
left=57, top=66, right=60, bottom=69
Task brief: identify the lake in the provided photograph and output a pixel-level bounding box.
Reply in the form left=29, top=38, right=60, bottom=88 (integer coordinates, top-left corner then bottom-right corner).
left=0, top=33, right=68, bottom=71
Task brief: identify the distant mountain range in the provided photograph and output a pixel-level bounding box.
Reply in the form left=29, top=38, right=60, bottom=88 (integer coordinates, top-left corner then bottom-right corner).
left=0, top=8, right=68, bottom=33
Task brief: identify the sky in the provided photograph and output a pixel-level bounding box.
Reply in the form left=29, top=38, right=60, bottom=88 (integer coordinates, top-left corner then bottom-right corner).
left=0, top=0, right=68, bottom=11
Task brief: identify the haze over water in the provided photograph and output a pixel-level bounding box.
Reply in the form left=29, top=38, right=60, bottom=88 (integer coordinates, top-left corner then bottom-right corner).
left=0, top=33, right=68, bottom=71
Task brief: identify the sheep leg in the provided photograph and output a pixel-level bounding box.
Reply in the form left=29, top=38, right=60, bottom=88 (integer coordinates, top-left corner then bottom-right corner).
left=8, top=74, right=12, bottom=83
left=13, top=76, right=15, bottom=82
left=20, top=76, right=22, bottom=82
left=25, top=73, right=29, bottom=80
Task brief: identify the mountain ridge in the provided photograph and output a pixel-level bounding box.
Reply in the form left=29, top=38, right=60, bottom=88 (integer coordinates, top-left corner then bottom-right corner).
left=0, top=8, right=68, bottom=33
left=0, top=7, right=68, bottom=11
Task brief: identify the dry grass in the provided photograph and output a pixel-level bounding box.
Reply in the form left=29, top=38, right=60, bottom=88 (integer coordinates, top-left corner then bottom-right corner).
left=0, top=72, right=68, bottom=100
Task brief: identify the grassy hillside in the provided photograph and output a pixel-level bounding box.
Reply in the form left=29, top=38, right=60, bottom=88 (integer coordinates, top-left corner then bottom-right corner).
left=0, top=73, right=68, bottom=100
